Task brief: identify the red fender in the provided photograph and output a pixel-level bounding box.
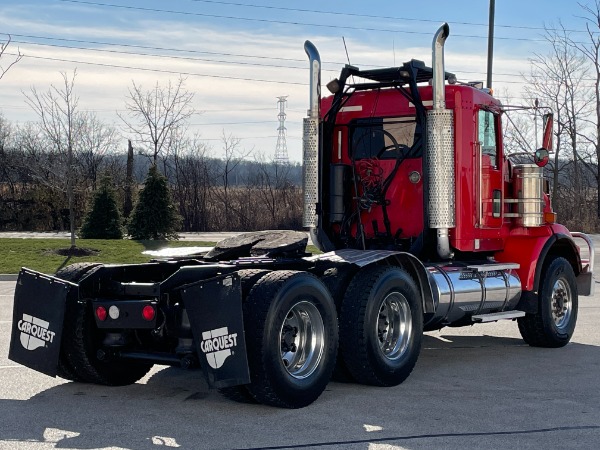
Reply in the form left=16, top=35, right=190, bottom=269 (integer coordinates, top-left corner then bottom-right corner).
left=494, top=224, right=581, bottom=291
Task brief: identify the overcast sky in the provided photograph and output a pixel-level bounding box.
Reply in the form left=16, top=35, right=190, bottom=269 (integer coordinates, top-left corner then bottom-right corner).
left=0, top=0, right=596, bottom=161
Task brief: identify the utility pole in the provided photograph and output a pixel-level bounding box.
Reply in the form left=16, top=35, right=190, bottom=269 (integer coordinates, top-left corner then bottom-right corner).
left=486, top=0, right=495, bottom=89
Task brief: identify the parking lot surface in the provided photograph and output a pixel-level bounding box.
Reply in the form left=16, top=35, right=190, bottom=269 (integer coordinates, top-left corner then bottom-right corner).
left=1, top=235, right=599, bottom=449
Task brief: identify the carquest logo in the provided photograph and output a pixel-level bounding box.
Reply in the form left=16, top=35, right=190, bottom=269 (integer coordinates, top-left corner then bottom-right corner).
left=200, top=327, right=238, bottom=369
left=18, top=314, right=56, bottom=351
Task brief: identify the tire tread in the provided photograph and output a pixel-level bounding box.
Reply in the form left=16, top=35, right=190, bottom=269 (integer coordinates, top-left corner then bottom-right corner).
left=244, top=270, right=337, bottom=408
left=339, top=265, right=422, bottom=386
left=57, top=263, right=152, bottom=385
left=517, top=256, right=578, bottom=348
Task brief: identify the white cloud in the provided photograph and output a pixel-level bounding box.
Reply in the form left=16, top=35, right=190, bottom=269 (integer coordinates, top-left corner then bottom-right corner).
left=0, top=5, right=537, bottom=161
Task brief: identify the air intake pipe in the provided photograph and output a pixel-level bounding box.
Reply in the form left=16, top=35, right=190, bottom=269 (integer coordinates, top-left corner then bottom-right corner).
left=426, top=23, right=455, bottom=259
left=302, top=41, right=321, bottom=228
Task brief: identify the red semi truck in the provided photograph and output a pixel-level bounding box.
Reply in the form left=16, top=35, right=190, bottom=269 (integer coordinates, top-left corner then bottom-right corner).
left=9, top=23, right=594, bottom=408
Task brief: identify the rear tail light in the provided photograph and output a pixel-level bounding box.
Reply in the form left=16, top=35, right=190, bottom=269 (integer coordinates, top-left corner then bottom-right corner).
left=142, top=305, right=156, bottom=321
left=96, top=306, right=107, bottom=321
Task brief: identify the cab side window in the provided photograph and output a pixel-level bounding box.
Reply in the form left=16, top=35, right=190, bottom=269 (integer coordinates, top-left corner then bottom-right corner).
left=478, top=110, right=498, bottom=167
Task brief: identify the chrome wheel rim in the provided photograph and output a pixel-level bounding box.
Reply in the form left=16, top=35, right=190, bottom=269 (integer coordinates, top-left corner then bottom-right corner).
left=280, top=301, right=325, bottom=379
left=376, top=292, right=412, bottom=360
left=551, top=278, right=573, bottom=330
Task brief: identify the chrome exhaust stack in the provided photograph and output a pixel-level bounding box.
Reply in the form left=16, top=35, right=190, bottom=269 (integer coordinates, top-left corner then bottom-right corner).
left=302, top=40, right=321, bottom=228
left=426, top=23, right=455, bottom=259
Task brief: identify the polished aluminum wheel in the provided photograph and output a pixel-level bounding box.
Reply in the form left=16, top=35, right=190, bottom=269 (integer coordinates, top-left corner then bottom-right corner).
left=376, top=292, right=412, bottom=360
left=551, top=278, right=573, bottom=330
left=280, top=301, right=325, bottom=379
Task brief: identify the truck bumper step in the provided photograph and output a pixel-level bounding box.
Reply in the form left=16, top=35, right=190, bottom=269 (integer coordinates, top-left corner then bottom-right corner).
left=472, top=310, right=526, bottom=323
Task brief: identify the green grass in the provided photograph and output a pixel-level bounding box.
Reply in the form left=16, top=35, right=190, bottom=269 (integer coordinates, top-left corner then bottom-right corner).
left=0, top=239, right=215, bottom=274
left=0, top=238, right=322, bottom=274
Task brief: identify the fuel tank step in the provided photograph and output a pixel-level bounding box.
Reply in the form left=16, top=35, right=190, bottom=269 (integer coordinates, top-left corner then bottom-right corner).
left=471, top=310, right=526, bottom=323
left=466, top=263, right=520, bottom=272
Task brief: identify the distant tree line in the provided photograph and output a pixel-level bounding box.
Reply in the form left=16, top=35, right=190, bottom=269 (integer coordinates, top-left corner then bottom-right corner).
left=5, top=1, right=600, bottom=239
left=0, top=44, right=303, bottom=238
left=0, top=117, right=303, bottom=234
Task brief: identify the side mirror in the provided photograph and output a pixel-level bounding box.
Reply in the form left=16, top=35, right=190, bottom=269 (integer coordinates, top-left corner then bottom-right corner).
left=542, top=113, right=553, bottom=151
left=534, top=148, right=549, bottom=167
left=532, top=112, right=552, bottom=167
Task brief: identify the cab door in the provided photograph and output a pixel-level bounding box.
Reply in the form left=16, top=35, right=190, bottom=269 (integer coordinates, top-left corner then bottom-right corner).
left=477, top=109, right=503, bottom=231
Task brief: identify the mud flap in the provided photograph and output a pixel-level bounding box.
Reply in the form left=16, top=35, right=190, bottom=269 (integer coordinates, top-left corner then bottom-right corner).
left=180, top=273, right=250, bottom=389
left=8, top=269, right=75, bottom=377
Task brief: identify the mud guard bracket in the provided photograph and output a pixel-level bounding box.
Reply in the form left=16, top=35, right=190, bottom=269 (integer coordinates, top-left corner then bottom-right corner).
left=180, top=273, right=250, bottom=389
left=9, top=269, right=75, bottom=377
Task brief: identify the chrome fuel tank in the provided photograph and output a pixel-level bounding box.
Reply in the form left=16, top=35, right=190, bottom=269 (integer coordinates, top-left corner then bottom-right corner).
left=424, top=263, right=521, bottom=329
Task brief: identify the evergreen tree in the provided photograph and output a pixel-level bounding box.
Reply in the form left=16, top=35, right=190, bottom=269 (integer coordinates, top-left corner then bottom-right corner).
left=127, top=165, right=181, bottom=240
left=80, top=176, right=123, bottom=239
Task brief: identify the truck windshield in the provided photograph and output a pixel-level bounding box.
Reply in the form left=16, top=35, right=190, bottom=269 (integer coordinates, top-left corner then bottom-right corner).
left=350, top=117, right=418, bottom=160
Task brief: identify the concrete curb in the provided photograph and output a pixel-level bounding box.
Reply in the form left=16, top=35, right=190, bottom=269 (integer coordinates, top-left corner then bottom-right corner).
left=0, top=274, right=18, bottom=281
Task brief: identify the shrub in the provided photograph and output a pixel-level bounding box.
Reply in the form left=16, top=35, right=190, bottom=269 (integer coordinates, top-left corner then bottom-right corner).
left=127, top=165, right=181, bottom=240
left=80, top=176, right=123, bottom=239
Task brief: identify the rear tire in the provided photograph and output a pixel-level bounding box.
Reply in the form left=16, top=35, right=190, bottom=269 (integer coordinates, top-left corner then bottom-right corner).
left=63, top=302, right=153, bottom=385
left=518, top=256, right=578, bottom=348
left=57, top=264, right=152, bottom=386
left=243, top=270, right=338, bottom=408
left=54, top=263, right=101, bottom=382
left=339, top=266, right=423, bottom=386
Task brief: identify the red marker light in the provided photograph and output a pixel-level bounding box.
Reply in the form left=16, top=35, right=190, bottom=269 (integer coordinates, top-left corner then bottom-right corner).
left=142, top=305, right=156, bottom=321
left=96, top=306, right=107, bottom=321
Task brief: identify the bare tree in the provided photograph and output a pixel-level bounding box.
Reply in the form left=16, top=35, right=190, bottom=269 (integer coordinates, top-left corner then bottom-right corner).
left=23, top=71, right=80, bottom=248
left=0, top=35, right=23, bottom=81
left=12, top=123, right=68, bottom=231
left=572, top=1, right=600, bottom=219
left=522, top=24, right=594, bottom=226
left=172, top=133, right=214, bottom=231
left=249, top=153, right=300, bottom=228
left=76, top=112, right=119, bottom=191
left=119, top=77, right=195, bottom=167
left=215, top=131, right=251, bottom=228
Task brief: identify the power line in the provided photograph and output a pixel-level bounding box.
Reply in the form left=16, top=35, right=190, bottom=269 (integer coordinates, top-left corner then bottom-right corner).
left=10, top=39, right=309, bottom=70
left=7, top=47, right=600, bottom=89
left=184, top=0, right=593, bottom=34
left=3, top=52, right=307, bottom=86
left=7, top=41, right=600, bottom=89
left=10, top=33, right=600, bottom=83
left=56, top=0, right=581, bottom=44
left=8, top=31, right=600, bottom=83
left=2, top=33, right=316, bottom=64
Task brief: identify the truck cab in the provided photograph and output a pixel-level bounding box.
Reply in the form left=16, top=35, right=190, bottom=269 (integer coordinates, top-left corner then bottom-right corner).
left=304, top=26, right=593, bottom=300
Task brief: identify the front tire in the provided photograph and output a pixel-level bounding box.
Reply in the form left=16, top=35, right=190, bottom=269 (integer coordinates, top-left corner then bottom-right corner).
left=518, top=256, right=578, bottom=348
left=339, top=266, right=423, bottom=387
left=243, top=270, right=338, bottom=408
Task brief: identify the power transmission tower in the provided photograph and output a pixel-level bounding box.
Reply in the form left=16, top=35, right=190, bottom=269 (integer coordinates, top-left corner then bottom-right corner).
left=275, top=96, right=289, bottom=164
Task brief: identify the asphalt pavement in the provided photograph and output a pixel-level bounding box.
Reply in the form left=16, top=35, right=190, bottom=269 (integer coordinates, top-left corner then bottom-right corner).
left=1, top=283, right=600, bottom=449
left=1, top=233, right=599, bottom=449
